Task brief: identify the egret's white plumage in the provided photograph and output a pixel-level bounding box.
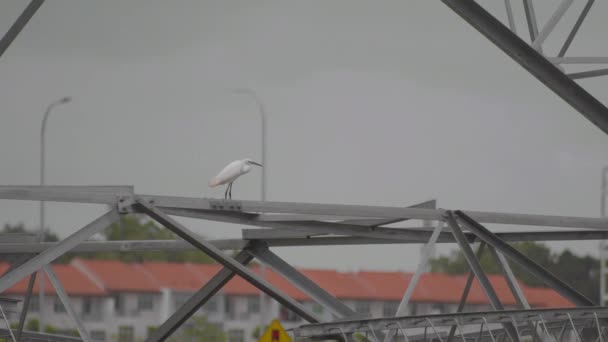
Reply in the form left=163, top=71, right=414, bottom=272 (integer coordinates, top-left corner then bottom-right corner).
left=209, top=158, right=262, bottom=199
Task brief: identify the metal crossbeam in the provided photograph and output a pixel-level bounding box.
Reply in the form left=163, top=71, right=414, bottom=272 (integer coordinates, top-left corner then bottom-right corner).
left=0, top=239, right=246, bottom=254
left=0, top=0, right=45, bottom=59
left=161, top=207, right=434, bottom=242
left=0, top=229, right=606, bottom=257
left=244, top=229, right=608, bottom=244
left=0, top=186, right=133, bottom=204
left=441, top=0, right=608, bottom=135
left=160, top=202, right=608, bottom=230
left=0, top=329, right=82, bottom=342
left=249, top=244, right=358, bottom=319
left=548, top=57, right=608, bottom=65
left=384, top=221, right=446, bottom=342
left=454, top=210, right=594, bottom=307
left=489, top=248, right=530, bottom=309
left=531, top=0, right=573, bottom=50
left=146, top=249, right=254, bottom=342
left=569, top=69, right=608, bottom=80
left=522, top=0, right=540, bottom=42
left=446, top=211, right=520, bottom=342
left=293, top=307, right=608, bottom=338
left=16, top=273, right=36, bottom=341
left=503, top=0, right=516, bottom=34
left=0, top=210, right=119, bottom=293
left=134, top=199, right=321, bottom=323
left=339, top=200, right=436, bottom=226
left=447, top=242, right=486, bottom=342
left=1, top=187, right=607, bottom=230
left=0, top=229, right=605, bottom=261
left=243, top=228, right=327, bottom=239
left=44, top=266, right=91, bottom=342
left=395, top=221, right=445, bottom=316
left=559, top=0, right=595, bottom=57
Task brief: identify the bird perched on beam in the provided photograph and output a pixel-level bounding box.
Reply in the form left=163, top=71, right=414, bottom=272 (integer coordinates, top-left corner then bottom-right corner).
left=209, top=158, right=263, bottom=199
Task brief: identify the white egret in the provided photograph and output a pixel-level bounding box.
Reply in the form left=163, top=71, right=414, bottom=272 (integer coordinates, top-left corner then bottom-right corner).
left=209, top=158, right=263, bottom=199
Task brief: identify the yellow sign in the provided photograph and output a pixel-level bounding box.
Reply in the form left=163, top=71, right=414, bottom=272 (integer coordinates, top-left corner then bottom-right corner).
left=259, top=319, right=292, bottom=342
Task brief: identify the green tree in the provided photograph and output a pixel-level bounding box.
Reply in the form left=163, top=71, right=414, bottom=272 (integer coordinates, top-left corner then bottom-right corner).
left=251, top=324, right=267, bottom=340
left=25, top=318, right=39, bottom=332
left=2, top=222, right=59, bottom=242
left=168, top=315, right=225, bottom=342
left=1, top=223, right=59, bottom=263
left=66, top=215, right=215, bottom=264
left=429, top=242, right=599, bottom=303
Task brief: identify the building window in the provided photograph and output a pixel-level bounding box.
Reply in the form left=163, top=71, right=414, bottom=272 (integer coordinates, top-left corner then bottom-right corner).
left=247, top=296, right=260, bottom=313
left=90, top=330, right=106, bottom=341
left=138, top=294, right=154, bottom=311
left=82, top=297, right=92, bottom=315
left=431, top=303, right=445, bottom=314
left=114, top=295, right=124, bottom=315
left=383, top=301, right=399, bottom=317
left=312, top=303, right=324, bottom=315
left=27, top=296, right=39, bottom=312
left=118, top=326, right=134, bottom=342
left=53, top=298, right=66, bottom=313
left=228, top=329, right=244, bottom=342
left=355, top=301, right=370, bottom=315
left=224, top=296, right=235, bottom=319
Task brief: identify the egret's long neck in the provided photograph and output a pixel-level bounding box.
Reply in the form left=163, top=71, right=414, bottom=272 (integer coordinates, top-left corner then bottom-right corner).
left=241, top=164, right=252, bottom=173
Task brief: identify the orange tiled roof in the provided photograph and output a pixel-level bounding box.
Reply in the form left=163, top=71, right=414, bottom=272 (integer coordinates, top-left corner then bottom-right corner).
left=0, top=259, right=575, bottom=308
left=74, top=259, right=159, bottom=293
left=0, top=263, right=106, bottom=296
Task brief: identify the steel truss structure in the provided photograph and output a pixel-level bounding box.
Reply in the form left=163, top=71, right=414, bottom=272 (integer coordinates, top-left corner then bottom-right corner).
left=1, top=1, right=607, bottom=342
left=441, top=0, right=608, bottom=134
left=0, top=186, right=606, bottom=342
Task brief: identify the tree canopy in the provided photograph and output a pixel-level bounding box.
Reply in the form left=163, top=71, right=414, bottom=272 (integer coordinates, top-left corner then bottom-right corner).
left=2, top=222, right=59, bottom=242
left=71, top=214, right=215, bottom=263
left=167, top=315, right=226, bottom=342
left=429, top=241, right=599, bottom=303
left=3, top=216, right=215, bottom=264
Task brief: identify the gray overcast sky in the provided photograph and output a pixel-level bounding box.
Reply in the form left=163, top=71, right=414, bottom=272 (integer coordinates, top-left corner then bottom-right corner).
left=0, top=1, right=607, bottom=272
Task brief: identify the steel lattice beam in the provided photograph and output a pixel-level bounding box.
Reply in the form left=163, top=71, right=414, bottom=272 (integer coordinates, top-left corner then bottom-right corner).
left=441, top=0, right=608, bottom=135
left=134, top=198, right=321, bottom=323
left=454, top=210, right=594, bottom=306
left=0, top=0, right=45, bottom=59
left=146, top=249, right=254, bottom=342
left=0, top=210, right=119, bottom=293
left=293, top=307, right=608, bottom=338
left=446, top=211, right=520, bottom=342
left=249, top=244, right=358, bottom=319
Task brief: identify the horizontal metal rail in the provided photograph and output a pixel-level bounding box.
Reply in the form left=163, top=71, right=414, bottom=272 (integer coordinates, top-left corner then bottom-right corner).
left=144, top=196, right=608, bottom=229
left=293, top=307, right=608, bottom=338
left=0, top=187, right=606, bottom=230
left=0, top=329, right=82, bottom=342
left=0, top=229, right=606, bottom=256
left=0, top=186, right=133, bottom=204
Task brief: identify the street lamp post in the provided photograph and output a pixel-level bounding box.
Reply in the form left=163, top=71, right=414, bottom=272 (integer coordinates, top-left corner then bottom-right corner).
left=231, top=88, right=266, bottom=200
left=600, top=166, right=608, bottom=306
left=230, top=88, right=267, bottom=329
left=39, top=96, right=71, bottom=331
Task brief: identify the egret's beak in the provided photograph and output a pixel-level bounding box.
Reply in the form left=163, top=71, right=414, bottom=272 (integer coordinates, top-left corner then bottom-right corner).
left=250, top=161, right=263, bottom=167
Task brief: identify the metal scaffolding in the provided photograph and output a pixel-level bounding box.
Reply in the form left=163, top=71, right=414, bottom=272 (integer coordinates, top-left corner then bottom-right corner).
left=0, top=186, right=606, bottom=341
left=1, top=1, right=607, bottom=342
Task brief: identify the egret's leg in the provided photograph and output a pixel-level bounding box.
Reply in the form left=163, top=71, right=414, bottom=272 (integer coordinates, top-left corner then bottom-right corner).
left=228, top=182, right=233, bottom=199
left=224, top=185, right=229, bottom=199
